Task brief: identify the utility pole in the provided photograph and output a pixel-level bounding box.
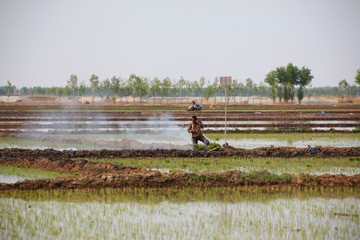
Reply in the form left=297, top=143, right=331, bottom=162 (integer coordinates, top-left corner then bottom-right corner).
left=219, top=76, right=232, bottom=145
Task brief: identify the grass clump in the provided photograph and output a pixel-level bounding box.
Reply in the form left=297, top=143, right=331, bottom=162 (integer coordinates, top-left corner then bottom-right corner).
left=0, top=165, right=72, bottom=180
left=192, top=143, right=222, bottom=151
left=352, top=127, right=360, bottom=132
left=84, top=156, right=360, bottom=175
left=207, top=143, right=222, bottom=151
left=242, top=171, right=293, bottom=182
left=207, top=132, right=360, bottom=141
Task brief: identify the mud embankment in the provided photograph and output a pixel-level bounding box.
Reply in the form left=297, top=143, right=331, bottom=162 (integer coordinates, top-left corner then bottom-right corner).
left=1, top=147, right=360, bottom=160
left=0, top=157, right=359, bottom=191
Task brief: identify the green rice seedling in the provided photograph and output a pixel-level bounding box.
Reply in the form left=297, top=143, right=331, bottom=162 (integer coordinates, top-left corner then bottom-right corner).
left=352, top=127, right=360, bottom=132
left=3, top=190, right=359, bottom=239
left=0, top=165, right=72, bottom=181
left=207, top=143, right=222, bottom=151
left=83, top=156, right=359, bottom=175
left=300, top=128, right=311, bottom=132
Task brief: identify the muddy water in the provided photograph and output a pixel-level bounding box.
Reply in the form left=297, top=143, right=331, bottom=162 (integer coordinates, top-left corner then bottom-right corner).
left=0, top=174, right=27, bottom=184
left=0, top=133, right=358, bottom=149
left=222, top=137, right=360, bottom=149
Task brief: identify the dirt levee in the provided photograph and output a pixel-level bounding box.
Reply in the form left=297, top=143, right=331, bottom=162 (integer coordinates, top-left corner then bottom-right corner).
left=1, top=148, right=360, bottom=191
left=1, top=147, right=360, bottom=160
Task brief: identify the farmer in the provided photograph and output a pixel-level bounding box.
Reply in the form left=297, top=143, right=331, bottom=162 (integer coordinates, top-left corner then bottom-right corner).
left=187, top=115, right=210, bottom=146
left=187, top=100, right=202, bottom=111
left=306, top=145, right=325, bottom=152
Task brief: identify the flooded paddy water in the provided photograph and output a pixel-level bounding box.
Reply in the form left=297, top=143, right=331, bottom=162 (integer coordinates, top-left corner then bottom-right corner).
left=1, top=107, right=359, bottom=150
left=0, top=174, right=27, bottom=184
left=1, top=104, right=359, bottom=239
left=1, top=189, right=359, bottom=240
left=1, top=132, right=359, bottom=150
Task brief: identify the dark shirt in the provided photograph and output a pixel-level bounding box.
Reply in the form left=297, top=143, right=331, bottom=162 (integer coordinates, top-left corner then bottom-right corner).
left=187, top=121, right=204, bottom=137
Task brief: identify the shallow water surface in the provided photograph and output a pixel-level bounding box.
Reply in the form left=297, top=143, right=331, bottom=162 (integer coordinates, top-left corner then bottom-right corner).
left=0, top=174, right=27, bottom=184
left=0, top=197, right=358, bottom=239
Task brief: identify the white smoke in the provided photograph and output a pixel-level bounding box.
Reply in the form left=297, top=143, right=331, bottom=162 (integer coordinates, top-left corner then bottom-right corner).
left=116, top=113, right=191, bottom=149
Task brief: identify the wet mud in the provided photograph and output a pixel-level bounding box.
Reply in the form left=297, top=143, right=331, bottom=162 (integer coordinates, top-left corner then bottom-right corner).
left=1, top=146, right=359, bottom=159
left=0, top=148, right=360, bottom=191
left=0, top=156, right=359, bottom=191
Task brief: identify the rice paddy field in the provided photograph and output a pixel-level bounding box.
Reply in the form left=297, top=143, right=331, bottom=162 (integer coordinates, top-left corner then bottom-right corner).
left=0, top=102, right=359, bottom=239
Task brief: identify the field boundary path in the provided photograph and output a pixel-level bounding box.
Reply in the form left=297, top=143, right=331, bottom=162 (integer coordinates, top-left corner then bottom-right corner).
left=1, top=148, right=360, bottom=191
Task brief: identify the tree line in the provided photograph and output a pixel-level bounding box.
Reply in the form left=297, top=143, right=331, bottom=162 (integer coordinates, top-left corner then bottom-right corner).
left=1, top=65, right=360, bottom=103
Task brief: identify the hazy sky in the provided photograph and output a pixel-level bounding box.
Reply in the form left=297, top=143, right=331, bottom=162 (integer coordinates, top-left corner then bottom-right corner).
left=1, top=0, right=360, bottom=88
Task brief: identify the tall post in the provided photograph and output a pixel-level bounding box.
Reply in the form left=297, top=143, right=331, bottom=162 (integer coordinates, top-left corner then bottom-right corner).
left=225, top=86, right=228, bottom=144
left=219, top=76, right=232, bottom=146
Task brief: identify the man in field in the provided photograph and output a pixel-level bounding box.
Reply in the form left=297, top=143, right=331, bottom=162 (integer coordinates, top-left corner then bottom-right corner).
left=187, top=115, right=210, bottom=146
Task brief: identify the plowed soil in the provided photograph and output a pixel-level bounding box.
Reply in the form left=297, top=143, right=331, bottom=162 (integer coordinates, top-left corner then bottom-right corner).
left=1, top=148, right=360, bottom=191
left=1, top=103, right=359, bottom=134
left=1, top=103, right=359, bottom=191
left=1, top=147, right=359, bottom=159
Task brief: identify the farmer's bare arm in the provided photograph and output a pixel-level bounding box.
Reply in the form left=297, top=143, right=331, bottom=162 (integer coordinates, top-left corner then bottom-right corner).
left=187, top=123, right=192, bottom=133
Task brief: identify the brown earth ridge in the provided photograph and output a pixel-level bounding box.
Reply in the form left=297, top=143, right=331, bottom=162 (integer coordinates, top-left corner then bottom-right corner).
left=1, top=147, right=359, bottom=159
left=1, top=148, right=360, bottom=191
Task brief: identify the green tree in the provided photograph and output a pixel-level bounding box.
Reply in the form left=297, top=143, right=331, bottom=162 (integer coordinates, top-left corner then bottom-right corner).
left=5, top=81, right=13, bottom=98
left=190, top=80, right=200, bottom=99
left=160, top=77, right=172, bottom=102
left=265, top=63, right=313, bottom=104
left=64, top=85, right=71, bottom=97
left=264, top=71, right=278, bottom=103
left=338, top=79, right=349, bottom=100
left=258, top=81, right=267, bottom=103
left=228, top=79, right=239, bottom=102
left=185, top=80, right=192, bottom=103
left=204, top=81, right=214, bottom=101
left=355, top=69, right=360, bottom=86
left=57, top=87, right=64, bottom=97
left=137, top=76, right=148, bottom=102
left=150, top=77, right=161, bottom=103
left=128, top=74, right=137, bottom=104
left=306, top=84, right=312, bottom=102
left=79, top=81, right=87, bottom=97
left=50, top=87, right=57, bottom=96
left=245, top=78, right=254, bottom=96
left=29, top=87, right=38, bottom=95
left=102, top=78, right=111, bottom=100
left=89, top=74, right=99, bottom=104
left=67, top=74, right=78, bottom=100
left=297, top=87, right=304, bottom=105
left=198, top=76, right=205, bottom=101
left=212, top=77, right=220, bottom=103
left=297, top=66, right=313, bottom=104
left=128, top=74, right=148, bottom=103
left=177, top=76, right=186, bottom=103
left=110, top=76, right=120, bottom=96
left=285, top=63, right=299, bottom=103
